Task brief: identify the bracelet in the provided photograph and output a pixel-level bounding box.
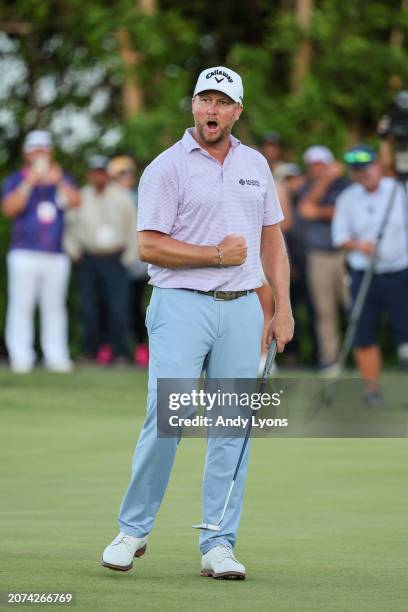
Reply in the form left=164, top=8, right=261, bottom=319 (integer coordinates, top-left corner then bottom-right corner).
left=215, top=245, right=223, bottom=267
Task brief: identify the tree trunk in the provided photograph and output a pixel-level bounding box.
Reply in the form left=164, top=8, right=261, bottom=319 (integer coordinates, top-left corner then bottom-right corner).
left=291, top=0, right=314, bottom=96
left=118, top=0, right=157, bottom=119
left=390, top=0, right=408, bottom=48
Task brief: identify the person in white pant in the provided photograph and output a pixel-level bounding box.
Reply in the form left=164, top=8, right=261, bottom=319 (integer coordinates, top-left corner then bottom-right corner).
left=1, top=130, right=81, bottom=372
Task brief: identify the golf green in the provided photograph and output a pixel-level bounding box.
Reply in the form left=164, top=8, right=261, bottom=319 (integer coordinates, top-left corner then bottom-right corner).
left=0, top=368, right=407, bottom=611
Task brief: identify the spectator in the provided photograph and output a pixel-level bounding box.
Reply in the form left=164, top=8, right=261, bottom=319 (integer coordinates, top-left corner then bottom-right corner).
left=1, top=130, right=80, bottom=373
left=257, top=133, right=293, bottom=372
left=64, top=155, right=137, bottom=365
left=259, top=131, right=287, bottom=178
left=298, top=145, right=350, bottom=370
left=332, top=144, right=408, bottom=404
left=108, top=156, right=149, bottom=368
left=281, top=163, right=318, bottom=367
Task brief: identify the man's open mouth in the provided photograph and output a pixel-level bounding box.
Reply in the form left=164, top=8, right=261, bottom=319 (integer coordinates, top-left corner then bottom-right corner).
left=206, top=120, right=218, bottom=130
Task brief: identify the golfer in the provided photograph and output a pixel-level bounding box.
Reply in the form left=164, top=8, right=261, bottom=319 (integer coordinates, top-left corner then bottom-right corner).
left=332, top=144, right=408, bottom=405
left=101, top=66, right=294, bottom=579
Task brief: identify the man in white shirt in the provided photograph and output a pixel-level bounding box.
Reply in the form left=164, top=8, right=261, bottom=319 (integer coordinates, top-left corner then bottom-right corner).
left=332, top=144, right=408, bottom=404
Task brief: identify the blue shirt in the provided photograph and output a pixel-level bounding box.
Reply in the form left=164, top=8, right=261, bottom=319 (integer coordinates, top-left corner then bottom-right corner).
left=2, top=170, right=76, bottom=254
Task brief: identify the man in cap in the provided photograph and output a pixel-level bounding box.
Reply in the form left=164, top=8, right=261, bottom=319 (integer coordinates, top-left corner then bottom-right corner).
left=257, top=132, right=293, bottom=372
left=298, top=145, right=350, bottom=370
left=64, top=155, right=137, bottom=366
left=332, top=145, right=408, bottom=404
left=260, top=131, right=287, bottom=179
left=1, top=130, right=80, bottom=372
left=100, top=66, right=294, bottom=578
left=107, top=156, right=149, bottom=368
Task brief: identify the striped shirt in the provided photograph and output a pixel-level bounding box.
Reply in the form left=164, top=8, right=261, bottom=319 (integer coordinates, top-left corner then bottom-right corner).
left=137, top=128, right=283, bottom=290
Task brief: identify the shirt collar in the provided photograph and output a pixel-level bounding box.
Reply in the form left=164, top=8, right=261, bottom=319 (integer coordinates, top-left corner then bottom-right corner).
left=181, top=127, right=241, bottom=153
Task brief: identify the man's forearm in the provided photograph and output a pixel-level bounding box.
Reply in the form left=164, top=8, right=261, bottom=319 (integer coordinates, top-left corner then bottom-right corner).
left=2, top=182, right=32, bottom=217
left=342, top=239, right=357, bottom=251
left=138, top=231, right=219, bottom=268
left=261, top=225, right=294, bottom=351
left=261, top=229, right=291, bottom=312
left=303, top=174, right=332, bottom=204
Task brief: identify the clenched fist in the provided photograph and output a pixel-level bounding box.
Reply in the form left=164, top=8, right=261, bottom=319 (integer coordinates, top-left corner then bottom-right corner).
left=218, top=234, right=247, bottom=266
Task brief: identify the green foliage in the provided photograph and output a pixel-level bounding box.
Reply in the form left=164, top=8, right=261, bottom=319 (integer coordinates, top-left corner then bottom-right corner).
left=231, top=0, right=408, bottom=157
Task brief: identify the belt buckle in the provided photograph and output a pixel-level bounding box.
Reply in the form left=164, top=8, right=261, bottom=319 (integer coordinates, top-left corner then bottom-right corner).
left=213, top=291, right=224, bottom=301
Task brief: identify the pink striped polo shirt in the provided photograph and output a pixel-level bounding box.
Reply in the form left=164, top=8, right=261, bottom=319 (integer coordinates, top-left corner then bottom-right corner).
left=137, top=128, right=283, bottom=290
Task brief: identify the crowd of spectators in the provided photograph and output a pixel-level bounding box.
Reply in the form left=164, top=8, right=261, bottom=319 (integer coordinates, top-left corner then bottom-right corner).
left=1, top=128, right=406, bottom=388
left=1, top=130, right=148, bottom=372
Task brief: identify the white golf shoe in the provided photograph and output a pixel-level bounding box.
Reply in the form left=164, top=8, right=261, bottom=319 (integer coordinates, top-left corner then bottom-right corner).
left=201, top=544, right=246, bottom=580
left=101, top=531, right=148, bottom=571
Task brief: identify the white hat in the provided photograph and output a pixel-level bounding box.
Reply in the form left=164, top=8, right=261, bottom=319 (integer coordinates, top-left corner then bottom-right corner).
left=193, top=66, right=243, bottom=105
left=23, top=130, right=52, bottom=152
left=303, top=145, right=334, bottom=165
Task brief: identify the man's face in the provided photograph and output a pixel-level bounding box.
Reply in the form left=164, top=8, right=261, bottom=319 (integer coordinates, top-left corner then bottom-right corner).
left=261, top=142, right=281, bottom=164
left=308, top=161, right=328, bottom=180
left=192, top=90, right=243, bottom=145
left=24, top=148, right=52, bottom=166
left=88, top=169, right=109, bottom=190
left=286, top=175, right=305, bottom=193
left=114, top=170, right=135, bottom=190
left=351, top=162, right=381, bottom=192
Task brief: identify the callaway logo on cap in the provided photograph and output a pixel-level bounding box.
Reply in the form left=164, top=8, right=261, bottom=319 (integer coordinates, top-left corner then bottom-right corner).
left=193, top=66, right=244, bottom=105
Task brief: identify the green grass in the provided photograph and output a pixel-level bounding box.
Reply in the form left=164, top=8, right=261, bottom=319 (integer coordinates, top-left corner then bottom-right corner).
left=0, top=368, right=407, bottom=612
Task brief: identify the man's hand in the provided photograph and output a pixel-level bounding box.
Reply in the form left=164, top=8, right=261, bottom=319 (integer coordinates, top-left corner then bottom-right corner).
left=324, top=161, right=344, bottom=181
left=48, top=163, right=63, bottom=185
left=266, top=309, right=294, bottom=353
left=24, top=165, right=42, bottom=187
left=298, top=200, right=321, bottom=220
left=218, top=234, right=247, bottom=266
left=357, top=240, right=376, bottom=257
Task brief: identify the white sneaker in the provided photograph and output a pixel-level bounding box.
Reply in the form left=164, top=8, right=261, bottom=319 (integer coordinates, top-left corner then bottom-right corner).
left=45, top=361, right=73, bottom=373
left=320, top=363, right=341, bottom=378
left=201, top=544, right=246, bottom=579
left=10, top=364, right=33, bottom=374
left=101, top=531, right=148, bottom=571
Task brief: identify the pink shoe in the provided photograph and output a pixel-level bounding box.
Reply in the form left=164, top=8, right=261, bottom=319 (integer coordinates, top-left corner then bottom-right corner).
left=134, top=343, right=149, bottom=368
left=97, top=344, right=113, bottom=365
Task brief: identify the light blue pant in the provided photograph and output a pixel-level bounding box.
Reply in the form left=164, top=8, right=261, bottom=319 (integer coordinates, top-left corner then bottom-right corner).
left=118, top=288, right=264, bottom=554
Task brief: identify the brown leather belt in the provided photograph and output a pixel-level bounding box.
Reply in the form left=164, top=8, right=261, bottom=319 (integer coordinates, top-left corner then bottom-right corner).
left=184, top=289, right=253, bottom=301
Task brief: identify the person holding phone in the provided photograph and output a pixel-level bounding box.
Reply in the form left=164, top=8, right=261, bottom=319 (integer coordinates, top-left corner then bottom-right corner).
left=1, top=130, right=80, bottom=372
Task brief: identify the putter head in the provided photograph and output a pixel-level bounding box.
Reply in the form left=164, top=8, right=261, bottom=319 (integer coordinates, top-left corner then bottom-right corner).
left=192, top=523, right=221, bottom=532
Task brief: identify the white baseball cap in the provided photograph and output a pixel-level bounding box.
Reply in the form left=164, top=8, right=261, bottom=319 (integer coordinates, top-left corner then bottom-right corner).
left=23, top=130, right=52, bottom=152
left=193, top=66, right=243, bottom=105
left=303, top=145, right=334, bottom=165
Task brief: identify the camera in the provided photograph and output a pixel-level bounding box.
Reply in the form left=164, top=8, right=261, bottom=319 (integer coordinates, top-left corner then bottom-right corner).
left=379, top=90, right=408, bottom=174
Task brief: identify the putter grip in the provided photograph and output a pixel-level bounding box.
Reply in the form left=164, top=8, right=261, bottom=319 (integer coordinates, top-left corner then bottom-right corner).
left=263, top=340, right=277, bottom=379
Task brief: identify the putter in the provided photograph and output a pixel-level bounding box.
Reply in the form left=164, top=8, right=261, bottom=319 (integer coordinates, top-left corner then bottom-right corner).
left=192, top=339, right=278, bottom=532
